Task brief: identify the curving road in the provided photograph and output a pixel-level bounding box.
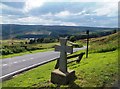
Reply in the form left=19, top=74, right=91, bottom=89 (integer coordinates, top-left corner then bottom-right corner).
left=0, top=46, right=86, bottom=81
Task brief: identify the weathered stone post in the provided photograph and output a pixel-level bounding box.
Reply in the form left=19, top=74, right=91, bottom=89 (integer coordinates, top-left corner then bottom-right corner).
left=51, top=38, right=75, bottom=85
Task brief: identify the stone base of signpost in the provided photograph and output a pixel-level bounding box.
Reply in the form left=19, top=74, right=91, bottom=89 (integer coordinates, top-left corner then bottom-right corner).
left=51, top=69, right=75, bottom=85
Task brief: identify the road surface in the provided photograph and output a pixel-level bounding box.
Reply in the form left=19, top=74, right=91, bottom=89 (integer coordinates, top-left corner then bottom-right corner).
left=0, top=46, right=86, bottom=81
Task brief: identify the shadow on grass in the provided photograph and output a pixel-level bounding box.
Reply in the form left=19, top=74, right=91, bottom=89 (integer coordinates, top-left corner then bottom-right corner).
left=52, top=76, right=82, bottom=89
left=67, top=82, right=82, bottom=89
left=50, top=82, right=81, bottom=89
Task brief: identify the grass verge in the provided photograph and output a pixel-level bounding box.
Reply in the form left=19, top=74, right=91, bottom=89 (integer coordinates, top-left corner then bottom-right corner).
left=1, top=48, right=53, bottom=59
left=2, top=50, right=118, bottom=88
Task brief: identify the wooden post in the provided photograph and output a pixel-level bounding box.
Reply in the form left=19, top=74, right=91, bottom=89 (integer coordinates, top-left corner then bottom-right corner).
left=86, top=30, right=89, bottom=58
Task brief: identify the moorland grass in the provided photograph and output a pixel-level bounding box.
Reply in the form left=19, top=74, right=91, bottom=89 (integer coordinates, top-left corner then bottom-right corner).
left=89, top=33, right=119, bottom=53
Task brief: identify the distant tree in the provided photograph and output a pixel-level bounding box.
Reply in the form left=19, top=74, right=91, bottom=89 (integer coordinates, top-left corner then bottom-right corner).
left=29, top=39, right=35, bottom=44
left=69, top=36, right=76, bottom=42
left=43, top=38, right=52, bottom=43
left=42, top=38, right=56, bottom=43
left=37, top=38, right=44, bottom=43
left=113, top=29, right=117, bottom=33
left=25, top=42, right=28, bottom=44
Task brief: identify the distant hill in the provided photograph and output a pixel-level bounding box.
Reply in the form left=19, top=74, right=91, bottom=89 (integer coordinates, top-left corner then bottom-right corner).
left=1, top=24, right=116, bottom=39
left=89, top=32, right=119, bottom=53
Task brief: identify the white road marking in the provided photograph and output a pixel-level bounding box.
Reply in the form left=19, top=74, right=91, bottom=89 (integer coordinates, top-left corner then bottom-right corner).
left=22, top=60, right=26, bottom=62
left=30, top=58, right=33, bottom=60
left=3, top=64, right=8, bottom=66
left=1, top=48, right=86, bottom=81
left=13, top=61, right=18, bottom=64
left=0, top=56, right=58, bottom=80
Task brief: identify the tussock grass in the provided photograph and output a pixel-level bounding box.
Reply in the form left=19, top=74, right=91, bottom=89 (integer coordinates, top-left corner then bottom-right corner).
left=89, top=33, right=119, bottom=53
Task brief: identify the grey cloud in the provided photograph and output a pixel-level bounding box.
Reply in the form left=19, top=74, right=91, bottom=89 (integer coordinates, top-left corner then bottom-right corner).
left=2, top=2, right=25, bottom=9
left=1, top=2, right=118, bottom=27
left=1, top=3, right=24, bottom=16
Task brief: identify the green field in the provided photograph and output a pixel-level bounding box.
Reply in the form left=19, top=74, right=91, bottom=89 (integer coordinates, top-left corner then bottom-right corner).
left=1, top=48, right=54, bottom=59
left=1, top=40, right=83, bottom=59
left=1, top=41, right=57, bottom=59
left=2, top=33, right=119, bottom=88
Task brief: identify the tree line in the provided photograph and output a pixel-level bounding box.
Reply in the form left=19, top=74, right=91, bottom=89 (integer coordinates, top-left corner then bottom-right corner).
left=28, top=29, right=117, bottom=44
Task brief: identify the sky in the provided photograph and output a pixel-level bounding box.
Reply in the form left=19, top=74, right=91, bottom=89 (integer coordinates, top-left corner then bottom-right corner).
left=0, top=0, right=119, bottom=27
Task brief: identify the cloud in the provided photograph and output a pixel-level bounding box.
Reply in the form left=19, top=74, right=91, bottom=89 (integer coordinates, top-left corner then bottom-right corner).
left=54, top=10, right=89, bottom=17
left=1, top=14, right=117, bottom=27
left=14, top=16, right=61, bottom=25
left=2, top=15, right=78, bottom=26
left=40, top=9, right=89, bottom=19
left=0, top=15, right=2, bottom=23
left=55, top=11, right=71, bottom=17
left=1, top=1, right=118, bottom=27
left=2, top=15, right=18, bottom=24
left=24, top=0, right=44, bottom=13
left=1, top=2, right=24, bottom=9
left=93, top=2, right=118, bottom=17
left=60, top=22, right=78, bottom=26
left=1, top=0, right=119, bottom=2
left=1, top=3, right=23, bottom=16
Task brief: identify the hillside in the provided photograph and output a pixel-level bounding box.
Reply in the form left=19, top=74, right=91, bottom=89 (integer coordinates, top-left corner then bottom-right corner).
left=89, top=32, right=119, bottom=53
left=1, top=24, right=116, bottom=39
left=2, top=33, right=119, bottom=88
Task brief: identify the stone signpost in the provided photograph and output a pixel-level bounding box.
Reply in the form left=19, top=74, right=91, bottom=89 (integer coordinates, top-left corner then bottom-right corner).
left=51, top=38, right=75, bottom=85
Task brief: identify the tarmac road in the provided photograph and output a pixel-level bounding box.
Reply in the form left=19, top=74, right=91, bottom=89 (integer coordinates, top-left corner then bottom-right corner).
left=0, top=46, right=86, bottom=81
